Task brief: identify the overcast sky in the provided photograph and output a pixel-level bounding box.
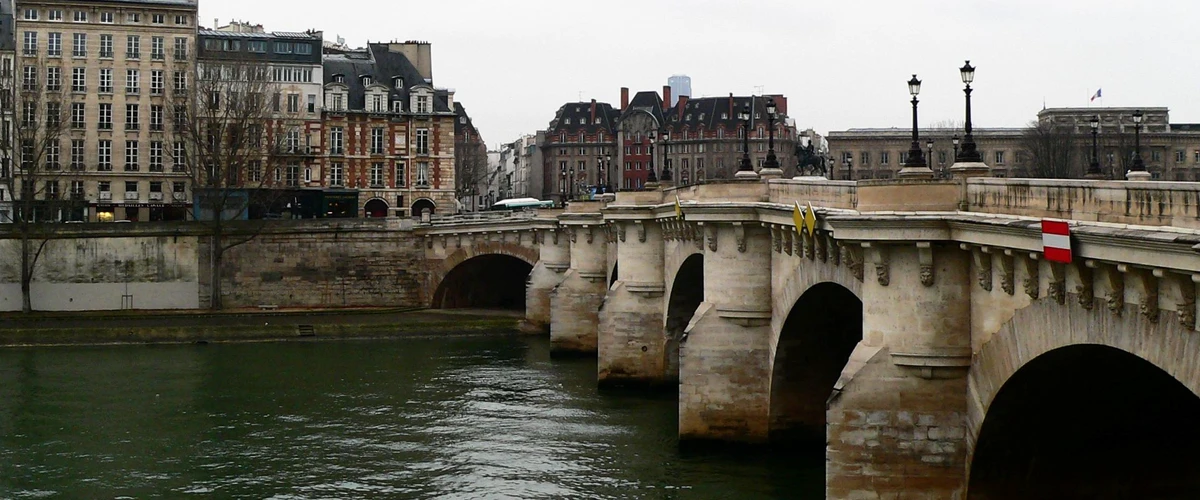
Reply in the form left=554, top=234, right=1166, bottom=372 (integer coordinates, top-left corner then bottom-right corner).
left=201, top=0, right=1198, bottom=148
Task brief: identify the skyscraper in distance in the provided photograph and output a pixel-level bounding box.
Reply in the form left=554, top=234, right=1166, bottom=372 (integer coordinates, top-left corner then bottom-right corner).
left=668, top=75, right=692, bottom=106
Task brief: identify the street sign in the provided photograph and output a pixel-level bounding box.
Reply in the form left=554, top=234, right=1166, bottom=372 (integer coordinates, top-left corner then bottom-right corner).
left=1042, top=219, right=1072, bottom=263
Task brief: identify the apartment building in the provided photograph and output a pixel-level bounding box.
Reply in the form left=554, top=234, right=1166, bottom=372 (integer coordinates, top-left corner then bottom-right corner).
left=0, top=0, right=13, bottom=223
left=14, top=0, right=198, bottom=221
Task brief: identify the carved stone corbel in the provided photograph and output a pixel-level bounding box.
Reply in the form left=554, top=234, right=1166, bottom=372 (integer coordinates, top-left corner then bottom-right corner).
left=1180, top=274, right=1198, bottom=330
left=693, top=224, right=703, bottom=250
left=617, top=223, right=626, bottom=242
left=552, top=229, right=560, bottom=245
left=815, top=231, right=827, bottom=262
left=425, top=235, right=433, bottom=249
left=783, top=230, right=794, bottom=256
left=568, top=227, right=577, bottom=244
left=1139, top=268, right=1161, bottom=324
left=441, top=236, right=447, bottom=249
left=1022, top=254, right=1040, bottom=299
left=828, top=234, right=841, bottom=266
left=802, top=230, right=814, bottom=260
left=973, top=247, right=993, bottom=292
left=771, top=226, right=782, bottom=253
left=1075, top=262, right=1094, bottom=310
left=733, top=223, right=746, bottom=253
left=705, top=223, right=718, bottom=252
left=864, top=243, right=890, bottom=287
left=635, top=221, right=645, bottom=243
left=917, top=242, right=934, bottom=287
left=998, top=250, right=1015, bottom=296
left=1048, top=262, right=1066, bottom=305
left=586, top=226, right=594, bottom=244
left=1106, top=263, right=1126, bottom=315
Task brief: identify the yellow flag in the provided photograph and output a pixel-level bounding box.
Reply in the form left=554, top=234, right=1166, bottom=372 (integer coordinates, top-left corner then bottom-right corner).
left=792, top=202, right=804, bottom=234
left=675, top=195, right=683, bottom=219
left=804, top=202, right=818, bottom=235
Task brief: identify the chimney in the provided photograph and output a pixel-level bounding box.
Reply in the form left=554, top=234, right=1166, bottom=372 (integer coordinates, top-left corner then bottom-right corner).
left=620, top=87, right=629, bottom=111
left=662, top=85, right=671, bottom=111
left=590, top=99, right=596, bottom=123
left=729, top=93, right=734, bottom=116
left=677, top=95, right=689, bottom=119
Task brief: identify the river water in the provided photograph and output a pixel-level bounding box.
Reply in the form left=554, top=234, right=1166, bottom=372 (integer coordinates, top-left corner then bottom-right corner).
left=0, top=334, right=823, bottom=499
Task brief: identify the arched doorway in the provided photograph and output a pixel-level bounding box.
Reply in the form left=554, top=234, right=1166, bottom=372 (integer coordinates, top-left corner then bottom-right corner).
left=364, top=198, right=389, bottom=218
left=411, top=198, right=436, bottom=219
left=968, top=345, right=1200, bottom=499
left=664, top=254, right=703, bottom=383
left=432, top=254, right=533, bottom=310
left=769, top=282, right=862, bottom=445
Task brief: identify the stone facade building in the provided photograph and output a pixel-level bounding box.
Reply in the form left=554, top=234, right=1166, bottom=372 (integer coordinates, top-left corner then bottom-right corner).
left=320, top=42, right=456, bottom=218
left=0, top=0, right=13, bottom=223
left=11, top=0, right=198, bottom=222
left=826, top=127, right=1023, bottom=180
left=540, top=98, right=619, bottom=205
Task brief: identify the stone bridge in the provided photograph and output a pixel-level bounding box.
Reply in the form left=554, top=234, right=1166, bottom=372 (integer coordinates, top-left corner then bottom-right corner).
left=423, top=176, right=1200, bottom=498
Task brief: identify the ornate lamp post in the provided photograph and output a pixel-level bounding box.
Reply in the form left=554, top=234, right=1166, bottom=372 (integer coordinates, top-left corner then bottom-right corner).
left=645, top=129, right=658, bottom=188
left=926, top=138, right=935, bottom=173
left=1086, top=115, right=1103, bottom=178
left=844, top=155, right=852, bottom=181
left=568, top=162, right=576, bottom=200
left=604, top=154, right=611, bottom=192
left=956, top=61, right=982, bottom=163
left=735, top=101, right=756, bottom=178
left=952, top=134, right=960, bottom=160
left=559, top=163, right=566, bottom=205
left=900, top=74, right=933, bottom=178
left=661, top=129, right=672, bottom=181
left=762, top=97, right=782, bottom=177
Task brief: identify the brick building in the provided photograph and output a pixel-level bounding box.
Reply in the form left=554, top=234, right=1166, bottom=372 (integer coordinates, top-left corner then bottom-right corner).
left=540, top=98, right=618, bottom=205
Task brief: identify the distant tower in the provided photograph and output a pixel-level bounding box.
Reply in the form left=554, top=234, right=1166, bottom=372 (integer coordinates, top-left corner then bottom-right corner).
left=668, top=75, right=691, bottom=106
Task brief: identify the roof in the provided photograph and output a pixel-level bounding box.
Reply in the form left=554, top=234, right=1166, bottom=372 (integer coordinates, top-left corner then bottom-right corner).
left=322, top=43, right=450, bottom=113
left=65, top=0, right=197, bottom=5
left=198, top=29, right=320, bottom=40
left=827, top=127, right=1025, bottom=139
left=547, top=100, right=620, bottom=135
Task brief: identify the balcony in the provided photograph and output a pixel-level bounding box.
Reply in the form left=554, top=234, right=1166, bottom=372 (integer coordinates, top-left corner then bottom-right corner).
left=99, top=191, right=112, bottom=201
left=123, top=191, right=139, bottom=201
left=148, top=192, right=163, bottom=201
left=126, top=51, right=140, bottom=60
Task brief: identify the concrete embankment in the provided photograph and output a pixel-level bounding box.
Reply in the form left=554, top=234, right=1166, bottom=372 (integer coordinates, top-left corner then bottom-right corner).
left=0, top=308, right=523, bottom=347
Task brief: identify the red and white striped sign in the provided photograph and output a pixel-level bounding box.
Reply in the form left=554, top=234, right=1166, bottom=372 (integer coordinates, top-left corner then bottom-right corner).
left=1042, top=220, right=1072, bottom=263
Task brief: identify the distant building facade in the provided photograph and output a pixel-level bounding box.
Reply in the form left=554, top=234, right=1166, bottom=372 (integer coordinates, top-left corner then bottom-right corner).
left=667, top=74, right=690, bottom=107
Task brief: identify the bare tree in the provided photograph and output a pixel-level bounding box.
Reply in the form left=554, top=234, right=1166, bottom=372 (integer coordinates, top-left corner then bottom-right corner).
left=454, top=136, right=488, bottom=211
left=1020, top=120, right=1081, bottom=179
left=0, top=56, right=73, bottom=312
left=927, top=119, right=966, bottom=131
left=168, top=60, right=293, bottom=310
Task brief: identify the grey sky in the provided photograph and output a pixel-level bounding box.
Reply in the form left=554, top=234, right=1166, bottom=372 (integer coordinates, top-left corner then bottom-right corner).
left=201, top=0, right=1198, bottom=147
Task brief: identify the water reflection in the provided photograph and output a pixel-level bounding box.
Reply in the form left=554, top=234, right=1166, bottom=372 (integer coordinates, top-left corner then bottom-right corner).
left=0, top=335, right=822, bottom=499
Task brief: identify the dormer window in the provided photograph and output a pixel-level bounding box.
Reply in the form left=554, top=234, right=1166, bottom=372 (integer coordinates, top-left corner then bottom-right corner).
left=392, top=100, right=403, bottom=113
left=332, top=74, right=344, bottom=84
left=459, top=116, right=466, bottom=124
left=361, top=75, right=372, bottom=86
left=594, top=118, right=601, bottom=124
left=393, top=76, right=403, bottom=88
left=564, top=118, right=571, bottom=125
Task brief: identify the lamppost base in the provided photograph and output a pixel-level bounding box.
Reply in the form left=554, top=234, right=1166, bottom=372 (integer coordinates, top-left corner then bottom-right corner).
left=1126, top=170, right=1152, bottom=182
left=897, top=166, right=936, bottom=179
left=758, top=167, right=784, bottom=180
left=1084, top=172, right=1107, bottom=181
left=734, top=169, right=760, bottom=180
left=643, top=181, right=661, bottom=190
left=792, top=175, right=828, bottom=181
left=948, top=162, right=992, bottom=179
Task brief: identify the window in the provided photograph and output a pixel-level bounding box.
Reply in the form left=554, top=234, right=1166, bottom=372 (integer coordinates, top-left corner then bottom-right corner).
left=98, top=140, right=112, bottom=170
left=46, top=66, right=60, bottom=91
left=149, top=182, right=162, bottom=195
left=70, top=140, right=84, bottom=169
left=274, top=42, right=292, bottom=54
left=170, top=69, right=187, bottom=91
left=100, top=12, right=113, bottom=23
left=23, top=9, right=37, bottom=20
left=329, top=127, right=343, bottom=154
left=371, top=128, right=385, bottom=154
left=246, top=40, right=266, bottom=53
left=285, top=128, right=300, bottom=152
left=174, top=15, right=188, bottom=25
left=995, top=151, right=1006, bottom=164
left=21, top=102, right=34, bottom=127
left=47, top=33, right=61, bottom=56
left=246, top=160, right=261, bottom=182
left=370, top=93, right=384, bottom=112
left=286, top=93, right=299, bottom=113
left=70, top=102, right=84, bottom=128
left=73, top=10, right=87, bottom=22
left=1151, top=150, right=1162, bottom=162
left=98, top=103, right=112, bottom=129
left=71, top=67, right=85, bottom=92
left=48, top=9, right=62, bottom=21
left=151, top=36, right=164, bottom=59
left=173, top=105, right=186, bottom=128
left=152, top=14, right=164, bottom=24
left=285, top=165, right=299, bottom=187
left=370, top=162, right=384, bottom=187
left=72, top=33, right=86, bottom=57
left=124, top=141, right=138, bottom=171
left=22, top=32, right=37, bottom=56
left=172, top=142, right=185, bottom=171
left=126, top=35, right=139, bottom=59
left=295, top=43, right=312, bottom=55
left=99, top=68, right=112, bottom=93
left=207, top=90, right=219, bottom=110
left=127, top=13, right=140, bottom=23
left=149, top=141, right=163, bottom=171
left=45, top=181, right=59, bottom=199
left=150, top=70, right=163, bottom=95
left=125, top=69, right=139, bottom=94
left=307, top=94, right=316, bottom=113
left=416, top=161, right=430, bottom=187
left=45, top=102, right=60, bottom=128
left=1177, top=150, right=1186, bottom=163
left=881, top=151, right=890, bottom=164
left=415, top=129, right=429, bottom=155
left=125, top=181, right=138, bottom=197
left=899, top=152, right=909, bottom=164
left=327, top=92, right=344, bottom=111
left=45, top=141, right=60, bottom=170
left=147, top=105, right=161, bottom=131
left=173, top=37, right=187, bottom=59
left=396, top=161, right=406, bottom=187
left=100, top=34, right=113, bottom=58
left=938, top=151, right=947, bottom=164
left=860, top=152, right=870, bottom=165
left=123, top=103, right=139, bottom=130
left=330, top=162, right=344, bottom=186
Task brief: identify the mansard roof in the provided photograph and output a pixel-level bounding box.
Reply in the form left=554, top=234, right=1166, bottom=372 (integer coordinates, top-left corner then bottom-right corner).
left=322, top=43, right=450, bottom=113
left=548, top=101, right=620, bottom=135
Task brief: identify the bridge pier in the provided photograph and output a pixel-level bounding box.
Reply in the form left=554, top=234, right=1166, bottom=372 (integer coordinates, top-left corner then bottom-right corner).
left=679, top=222, right=774, bottom=442
left=598, top=217, right=669, bottom=389
left=825, top=242, right=972, bottom=498
left=524, top=227, right=569, bottom=333
left=550, top=205, right=609, bottom=355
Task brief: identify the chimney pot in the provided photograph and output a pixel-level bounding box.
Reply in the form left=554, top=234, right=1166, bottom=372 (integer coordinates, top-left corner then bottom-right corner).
left=620, top=87, right=629, bottom=111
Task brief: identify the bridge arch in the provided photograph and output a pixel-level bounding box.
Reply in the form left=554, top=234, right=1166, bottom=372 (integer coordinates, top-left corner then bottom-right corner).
left=967, top=299, right=1200, bottom=498
left=664, top=253, right=704, bottom=381
left=768, top=281, right=863, bottom=444
left=428, top=243, right=538, bottom=310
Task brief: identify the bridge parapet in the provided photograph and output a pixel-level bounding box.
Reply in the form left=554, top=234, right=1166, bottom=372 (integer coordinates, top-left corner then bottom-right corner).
left=967, top=178, right=1200, bottom=228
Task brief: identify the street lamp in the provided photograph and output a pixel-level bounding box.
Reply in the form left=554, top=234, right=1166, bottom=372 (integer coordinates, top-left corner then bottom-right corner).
left=764, top=97, right=780, bottom=171
left=646, top=129, right=658, bottom=187
left=956, top=61, right=982, bottom=163
left=952, top=134, right=960, bottom=160
left=736, top=101, right=754, bottom=176
left=1131, top=109, right=1146, bottom=172
left=1087, top=115, right=1102, bottom=178
left=661, top=129, right=672, bottom=181
left=604, top=154, right=612, bottom=192
left=926, top=138, right=934, bottom=171
left=559, top=163, right=566, bottom=204
left=900, top=74, right=930, bottom=178
left=569, top=162, right=576, bottom=200
left=843, top=155, right=852, bottom=181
